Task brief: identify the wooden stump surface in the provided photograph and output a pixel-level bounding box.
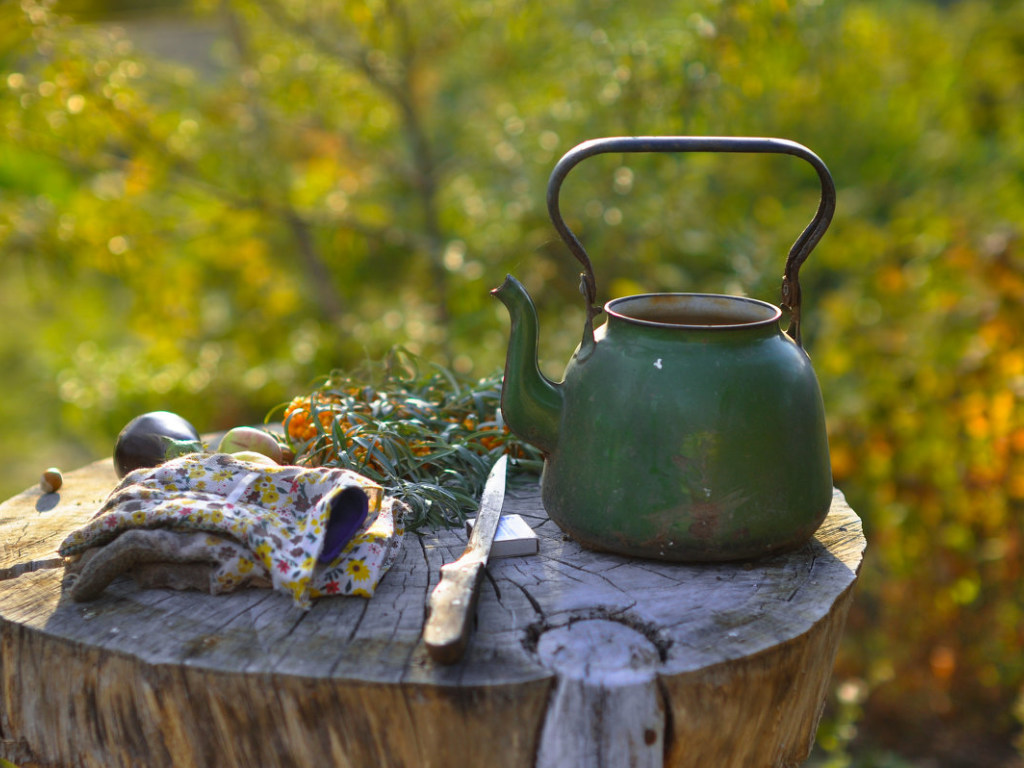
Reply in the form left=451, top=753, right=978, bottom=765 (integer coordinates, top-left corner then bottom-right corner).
left=0, top=457, right=865, bottom=768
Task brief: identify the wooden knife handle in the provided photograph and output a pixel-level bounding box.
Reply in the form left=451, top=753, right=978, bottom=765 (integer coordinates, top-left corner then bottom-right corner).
left=423, top=558, right=485, bottom=664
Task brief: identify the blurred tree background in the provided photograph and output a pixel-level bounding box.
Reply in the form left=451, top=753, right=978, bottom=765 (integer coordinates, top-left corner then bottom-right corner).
left=2, top=0, right=1023, bottom=764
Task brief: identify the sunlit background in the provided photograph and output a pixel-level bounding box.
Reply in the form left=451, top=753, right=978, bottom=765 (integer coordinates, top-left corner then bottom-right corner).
left=2, top=0, right=1024, bottom=764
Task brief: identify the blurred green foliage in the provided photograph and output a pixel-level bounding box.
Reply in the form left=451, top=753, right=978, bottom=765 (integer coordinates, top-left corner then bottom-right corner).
left=2, top=0, right=1024, bottom=763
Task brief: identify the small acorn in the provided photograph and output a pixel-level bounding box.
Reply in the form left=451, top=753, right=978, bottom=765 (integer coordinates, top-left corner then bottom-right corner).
left=40, top=467, right=63, bottom=494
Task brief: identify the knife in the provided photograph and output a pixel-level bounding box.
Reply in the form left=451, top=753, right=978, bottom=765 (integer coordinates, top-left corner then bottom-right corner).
left=423, top=454, right=508, bottom=664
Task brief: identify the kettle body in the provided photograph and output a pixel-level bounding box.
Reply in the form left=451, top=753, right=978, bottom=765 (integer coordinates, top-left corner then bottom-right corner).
left=544, top=291, right=831, bottom=560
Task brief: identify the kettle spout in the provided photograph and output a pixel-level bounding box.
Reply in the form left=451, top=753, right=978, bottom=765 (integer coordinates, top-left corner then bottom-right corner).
left=491, top=275, right=562, bottom=455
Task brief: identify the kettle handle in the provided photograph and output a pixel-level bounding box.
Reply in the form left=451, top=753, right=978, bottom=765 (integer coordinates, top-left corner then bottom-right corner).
left=546, top=136, right=836, bottom=347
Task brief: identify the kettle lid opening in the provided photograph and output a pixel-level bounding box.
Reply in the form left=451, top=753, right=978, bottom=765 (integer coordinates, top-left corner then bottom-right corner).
left=605, top=293, right=782, bottom=330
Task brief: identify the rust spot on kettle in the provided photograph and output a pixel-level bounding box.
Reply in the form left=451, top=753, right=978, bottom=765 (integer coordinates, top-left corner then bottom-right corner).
left=688, top=501, right=722, bottom=541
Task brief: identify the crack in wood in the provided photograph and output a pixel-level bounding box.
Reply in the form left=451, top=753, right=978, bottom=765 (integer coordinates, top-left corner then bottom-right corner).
left=656, top=675, right=675, bottom=758
left=512, top=580, right=544, bottom=619
left=0, top=555, right=65, bottom=583
left=785, top=553, right=818, bottom=602
left=544, top=557, right=605, bottom=584
left=287, top=604, right=314, bottom=636
left=359, top=594, right=391, bottom=644
left=482, top=566, right=502, bottom=602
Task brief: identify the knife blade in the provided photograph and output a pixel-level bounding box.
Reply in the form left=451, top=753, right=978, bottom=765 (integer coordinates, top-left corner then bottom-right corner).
left=423, top=454, right=508, bottom=664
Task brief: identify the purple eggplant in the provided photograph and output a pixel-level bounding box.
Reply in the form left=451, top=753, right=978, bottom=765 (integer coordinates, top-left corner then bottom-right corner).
left=113, top=411, right=203, bottom=479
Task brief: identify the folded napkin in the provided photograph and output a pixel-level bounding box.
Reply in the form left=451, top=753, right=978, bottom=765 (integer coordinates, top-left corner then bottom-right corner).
left=59, top=452, right=406, bottom=608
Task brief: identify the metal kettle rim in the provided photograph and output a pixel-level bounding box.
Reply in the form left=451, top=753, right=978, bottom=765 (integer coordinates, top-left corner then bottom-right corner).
left=605, top=292, right=783, bottom=331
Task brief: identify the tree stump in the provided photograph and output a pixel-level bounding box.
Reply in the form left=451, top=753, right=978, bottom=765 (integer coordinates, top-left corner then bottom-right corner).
left=0, top=457, right=865, bottom=768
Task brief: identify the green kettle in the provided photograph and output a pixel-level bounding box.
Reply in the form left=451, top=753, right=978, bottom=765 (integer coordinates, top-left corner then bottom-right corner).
left=493, top=136, right=835, bottom=561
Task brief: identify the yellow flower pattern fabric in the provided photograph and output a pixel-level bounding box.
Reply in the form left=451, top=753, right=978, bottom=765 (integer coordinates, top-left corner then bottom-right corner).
left=59, top=453, right=406, bottom=608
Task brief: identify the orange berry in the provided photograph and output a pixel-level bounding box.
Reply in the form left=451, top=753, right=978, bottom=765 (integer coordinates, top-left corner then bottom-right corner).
left=285, top=412, right=310, bottom=440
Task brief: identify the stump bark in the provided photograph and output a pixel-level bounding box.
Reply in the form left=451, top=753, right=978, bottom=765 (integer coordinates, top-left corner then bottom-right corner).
left=0, top=457, right=865, bottom=768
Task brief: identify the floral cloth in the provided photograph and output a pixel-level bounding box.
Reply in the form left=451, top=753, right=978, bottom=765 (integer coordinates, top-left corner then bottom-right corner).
left=59, top=453, right=406, bottom=608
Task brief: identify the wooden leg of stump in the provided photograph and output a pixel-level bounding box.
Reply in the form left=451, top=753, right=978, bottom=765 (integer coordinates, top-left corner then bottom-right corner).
left=535, top=619, right=664, bottom=768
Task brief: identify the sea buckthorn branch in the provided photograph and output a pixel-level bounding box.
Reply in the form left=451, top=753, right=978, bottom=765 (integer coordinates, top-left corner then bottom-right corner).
left=276, top=349, right=542, bottom=530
